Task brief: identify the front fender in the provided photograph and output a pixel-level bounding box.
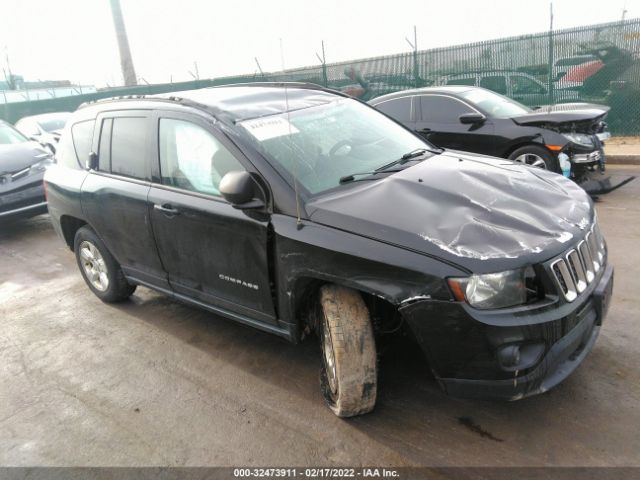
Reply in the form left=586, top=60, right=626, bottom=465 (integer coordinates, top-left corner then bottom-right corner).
left=270, top=214, right=465, bottom=337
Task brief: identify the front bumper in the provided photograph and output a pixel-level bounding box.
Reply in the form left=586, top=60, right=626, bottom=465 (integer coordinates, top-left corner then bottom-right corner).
left=0, top=176, right=47, bottom=221
left=401, top=264, right=613, bottom=401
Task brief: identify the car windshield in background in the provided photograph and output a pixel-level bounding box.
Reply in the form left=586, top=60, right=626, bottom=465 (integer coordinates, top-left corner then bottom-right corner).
left=39, top=114, right=71, bottom=132
left=459, top=88, right=532, bottom=118
left=0, top=123, right=28, bottom=145
left=239, top=98, right=430, bottom=195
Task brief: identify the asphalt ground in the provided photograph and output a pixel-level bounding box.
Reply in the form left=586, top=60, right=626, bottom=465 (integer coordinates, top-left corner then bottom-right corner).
left=0, top=166, right=639, bottom=467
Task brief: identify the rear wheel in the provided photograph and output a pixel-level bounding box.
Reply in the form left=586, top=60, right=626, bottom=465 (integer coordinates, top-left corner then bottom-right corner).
left=508, top=145, right=559, bottom=172
left=318, top=284, right=377, bottom=417
left=74, top=226, right=136, bottom=303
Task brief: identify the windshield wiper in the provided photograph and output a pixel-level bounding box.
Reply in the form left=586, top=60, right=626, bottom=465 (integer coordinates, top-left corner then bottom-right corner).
left=339, top=148, right=434, bottom=185
left=374, top=148, right=431, bottom=173
left=339, top=168, right=404, bottom=184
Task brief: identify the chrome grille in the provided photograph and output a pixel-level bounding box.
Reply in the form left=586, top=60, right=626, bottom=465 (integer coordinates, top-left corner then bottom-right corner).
left=550, top=223, right=606, bottom=302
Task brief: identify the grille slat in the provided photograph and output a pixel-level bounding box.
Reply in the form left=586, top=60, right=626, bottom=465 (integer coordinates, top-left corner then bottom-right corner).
left=550, top=223, right=606, bottom=302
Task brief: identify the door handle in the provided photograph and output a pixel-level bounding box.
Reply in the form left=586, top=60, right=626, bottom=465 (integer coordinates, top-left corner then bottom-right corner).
left=417, top=128, right=432, bottom=134
left=154, top=203, right=180, bottom=216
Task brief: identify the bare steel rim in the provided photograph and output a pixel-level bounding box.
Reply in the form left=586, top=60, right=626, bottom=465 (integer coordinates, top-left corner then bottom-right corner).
left=322, top=313, right=338, bottom=396
left=79, top=240, right=109, bottom=292
left=513, top=153, right=548, bottom=169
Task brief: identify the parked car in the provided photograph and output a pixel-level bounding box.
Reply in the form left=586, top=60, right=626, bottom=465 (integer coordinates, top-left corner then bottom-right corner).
left=437, top=71, right=579, bottom=105
left=45, top=83, right=613, bottom=416
left=0, top=120, right=52, bottom=221
left=370, top=86, right=610, bottom=181
left=15, top=112, right=72, bottom=153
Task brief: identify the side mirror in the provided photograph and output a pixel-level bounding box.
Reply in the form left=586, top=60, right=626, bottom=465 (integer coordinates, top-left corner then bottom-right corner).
left=459, top=113, right=486, bottom=124
left=87, top=151, right=98, bottom=170
left=219, top=171, right=265, bottom=210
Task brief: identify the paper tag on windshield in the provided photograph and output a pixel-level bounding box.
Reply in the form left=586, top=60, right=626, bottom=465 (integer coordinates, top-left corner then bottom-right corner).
left=241, top=117, right=299, bottom=141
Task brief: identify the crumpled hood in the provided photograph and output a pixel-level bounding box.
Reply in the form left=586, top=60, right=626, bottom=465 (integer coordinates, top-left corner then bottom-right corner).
left=306, top=152, right=593, bottom=273
left=511, top=107, right=607, bottom=127
left=0, top=142, right=50, bottom=174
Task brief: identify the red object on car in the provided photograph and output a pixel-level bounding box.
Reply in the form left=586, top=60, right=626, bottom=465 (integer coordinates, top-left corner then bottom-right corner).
left=562, top=60, right=604, bottom=83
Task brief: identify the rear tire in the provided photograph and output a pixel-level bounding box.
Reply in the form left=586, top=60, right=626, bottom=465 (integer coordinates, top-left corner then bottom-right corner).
left=318, top=284, right=377, bottom=417
left=74, top=226, right=136, bottom=303
left=508, top=145, right=559, bottom=173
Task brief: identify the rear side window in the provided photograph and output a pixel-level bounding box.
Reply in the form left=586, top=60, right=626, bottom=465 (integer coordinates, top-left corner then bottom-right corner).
left=480, top=75, right=507, bottom=94
left=375, top=97, right=412, bottom=122
left=419, top=95, right=474, bottom=123
left=110, top=117, right=147, bottom=179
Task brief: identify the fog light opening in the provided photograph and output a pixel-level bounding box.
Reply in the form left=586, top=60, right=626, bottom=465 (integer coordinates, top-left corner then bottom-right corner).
left=496, top=342, right=545, bottom=372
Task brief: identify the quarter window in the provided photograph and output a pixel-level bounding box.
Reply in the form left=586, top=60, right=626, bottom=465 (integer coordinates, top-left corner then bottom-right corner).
left=159, top=118, right=244, bottom=196
left=71, top=120, right=96, bottom=168
left=419, top=95, right=474, bottom=123
left=110, top=117, right=147, bottom=179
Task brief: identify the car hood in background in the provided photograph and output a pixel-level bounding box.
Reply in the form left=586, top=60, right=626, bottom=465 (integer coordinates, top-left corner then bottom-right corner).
left=306, top=152, right=593, bottom=273
left=0, top=142, right=50, bottom=173
left=511, top=107, right=608, bottom=127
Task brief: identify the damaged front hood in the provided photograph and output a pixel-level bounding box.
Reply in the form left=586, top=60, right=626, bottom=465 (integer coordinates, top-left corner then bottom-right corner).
left=306, top=152, right=593, bottom=273
left=511, top=108, right=607, bottom=127
left=0, top=142, right=49, bottom=173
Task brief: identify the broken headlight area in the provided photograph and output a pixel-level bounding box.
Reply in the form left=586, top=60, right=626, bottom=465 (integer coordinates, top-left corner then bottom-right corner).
left=562, top=133, right=595, bottom=148
left=448, top=266, right=542, bottom=310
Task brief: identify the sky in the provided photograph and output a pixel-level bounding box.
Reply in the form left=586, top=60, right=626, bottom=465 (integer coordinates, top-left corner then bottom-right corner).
left=1, top=0, right=638, bottom=88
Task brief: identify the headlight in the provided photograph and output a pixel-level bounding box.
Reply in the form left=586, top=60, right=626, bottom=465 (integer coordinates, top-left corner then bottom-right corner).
left=562, top=133, right=594, bottom=148
left=448, top=269, right=527, bottom=309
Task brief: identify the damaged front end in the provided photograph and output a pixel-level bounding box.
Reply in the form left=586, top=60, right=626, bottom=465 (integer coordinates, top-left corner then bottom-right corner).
left=513, top=106, right=635, bottom=194
left=399, top=222, right=613, bottom=401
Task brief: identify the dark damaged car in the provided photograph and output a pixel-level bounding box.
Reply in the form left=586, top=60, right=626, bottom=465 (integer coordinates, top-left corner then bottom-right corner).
left=44, top=84, right=614, bottom=416
left=370, top=86, right=632, bottom=193
left=1, top=119, right=52, bottom=222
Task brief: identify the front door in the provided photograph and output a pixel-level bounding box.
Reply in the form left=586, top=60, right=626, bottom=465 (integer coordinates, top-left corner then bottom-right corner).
left=148, top=112, right=277, bottom=325
left=415, top=94, right=498, bottom=156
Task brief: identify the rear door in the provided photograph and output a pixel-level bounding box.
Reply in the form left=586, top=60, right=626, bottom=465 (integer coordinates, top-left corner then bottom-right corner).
left=415, top=94, right=497, bottom=155
left=148, top=110, right=277, bottom=325
left=373, top=95, right=416, bottom=131
left=81, top=110, right=168, bottom=289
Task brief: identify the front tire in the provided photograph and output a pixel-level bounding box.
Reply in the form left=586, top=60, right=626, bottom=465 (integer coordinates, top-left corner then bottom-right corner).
left=508, top=145, right=559, bottom=172
left=318, top=285, right=377, bottom=417
left=74, top=226, right=136, bottom=303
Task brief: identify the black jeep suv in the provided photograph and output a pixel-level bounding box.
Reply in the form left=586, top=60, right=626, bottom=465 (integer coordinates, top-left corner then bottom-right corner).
left=45, top=83, right=614, bottom=417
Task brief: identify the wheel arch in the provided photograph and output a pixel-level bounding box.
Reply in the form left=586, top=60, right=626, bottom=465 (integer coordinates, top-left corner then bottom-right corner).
left=289, top=274, right=400, bottom=342
left=60, top=215, right=87, bottom=250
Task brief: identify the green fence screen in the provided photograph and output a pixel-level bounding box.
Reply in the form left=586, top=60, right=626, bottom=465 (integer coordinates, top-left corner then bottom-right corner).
left=2, top=18, right=640, bottom=134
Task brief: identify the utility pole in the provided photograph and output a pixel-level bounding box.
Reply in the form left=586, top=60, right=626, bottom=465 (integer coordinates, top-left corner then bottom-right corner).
left=621, top=1, right=627, bottom=22
left=315, top=41, right=328, bottom=87
left=3, top=46, right=16, bottom=90
left=254, top=57, right=265, bottom=79
left=109, top=0, right=137, bottom=86
left=547, top=2, right=554, bottom=105
left=405, top=26, right=419, bottom=88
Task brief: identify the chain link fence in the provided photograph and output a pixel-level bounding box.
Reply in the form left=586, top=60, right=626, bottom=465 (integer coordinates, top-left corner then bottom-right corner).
left=2, top=18, right=640, bottom=134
